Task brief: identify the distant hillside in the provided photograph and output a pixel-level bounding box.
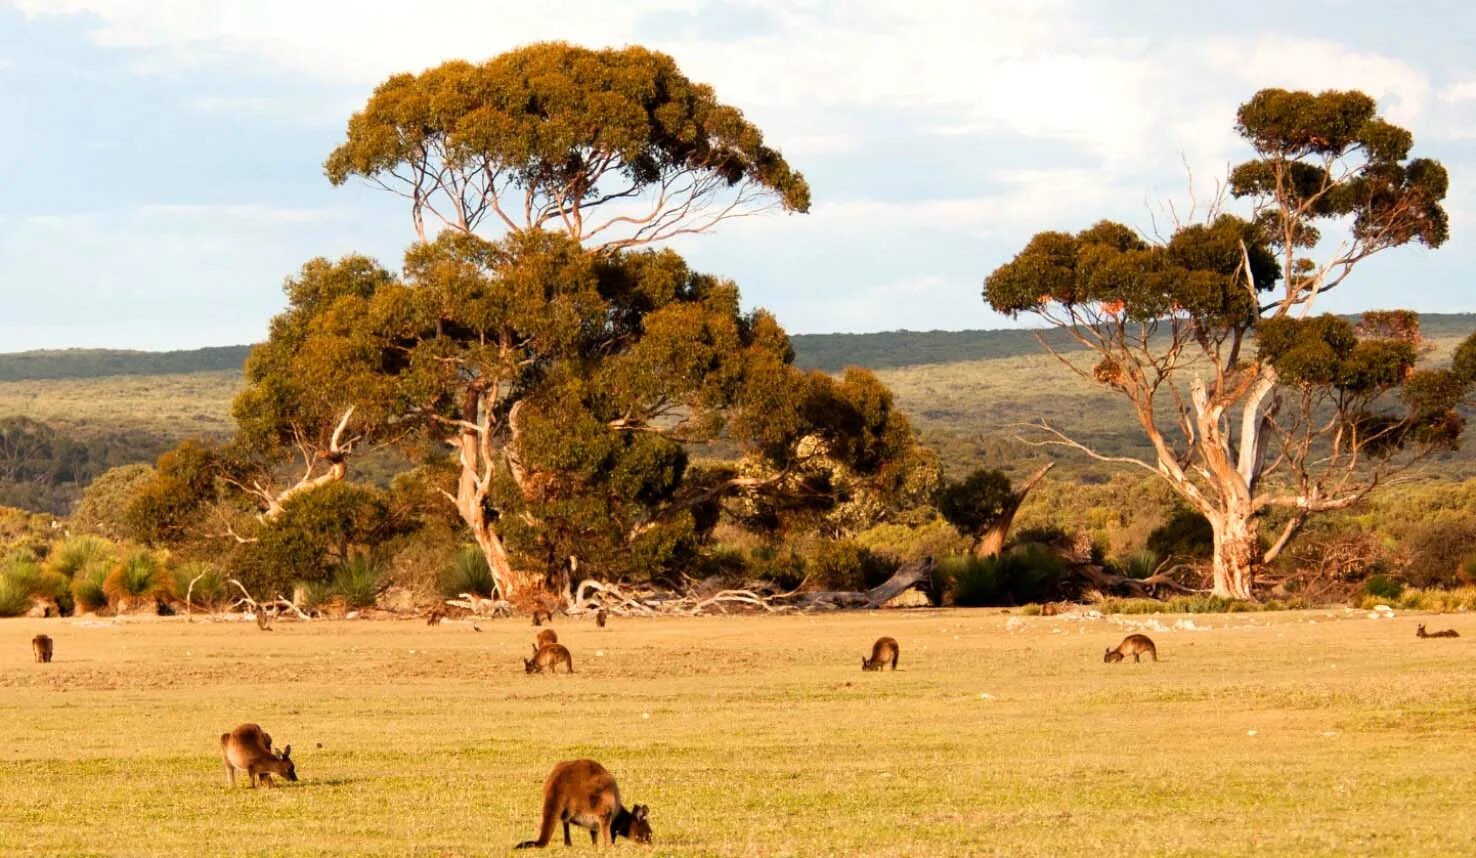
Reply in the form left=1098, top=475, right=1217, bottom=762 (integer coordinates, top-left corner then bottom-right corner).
left=0, top=345, right=254, bottom=381
left=3, top=313, right=1473, bottom=380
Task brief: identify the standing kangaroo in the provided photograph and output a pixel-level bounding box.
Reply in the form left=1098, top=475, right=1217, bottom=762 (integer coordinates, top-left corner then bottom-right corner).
left=515, top=759, right=652, bottom=848
left=861, top=636, right=900, bottom=671
left=32, top=634, right=53, bottom=663
left=1104, top=634, right=1158, bottom=663
left=525, top=643, right=575, bottom=674
left=255, top=612, right=272, bottom=632
left=537, top=628, right=559, bottom=648
left=220, top=723, right=297, bottom=788
left=1417, top=623, right=1460, bottom=638
left=595, top=608, right=608, bottom=628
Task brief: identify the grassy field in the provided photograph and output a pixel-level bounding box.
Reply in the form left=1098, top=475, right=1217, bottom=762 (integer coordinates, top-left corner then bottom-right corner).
left=3, top=610, right=1475, bottom=857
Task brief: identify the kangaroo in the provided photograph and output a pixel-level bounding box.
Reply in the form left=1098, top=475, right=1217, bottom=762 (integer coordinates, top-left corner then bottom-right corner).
left=532, top=609, right=554, bottom=626
left=861, top=636, right=900, bottom=671
left=515, top=759, right=652, bottom=848
left=32, top=634, right=53, bottom=664
left=595, top=608, right=608, bottom=628
left=255, top=612, right=272, bottom=632
left=220, top=723, right=297, bottom=788
left=525, top=643, right=575, bottom=674
left=1417, top=623, right=1460, bottom=638
left=537, top=628, right=559, bottom=648
left=426, top=608, right=444, bottom=626
left=1104, top=634, right=1158, bottom=663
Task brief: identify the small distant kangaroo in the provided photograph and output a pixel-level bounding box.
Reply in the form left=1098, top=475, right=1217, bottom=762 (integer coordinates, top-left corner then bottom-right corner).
left=220, top=723, right=297, bottom=788
left=1104, top=634, right=1158, bottom=663
left=861, top=636, right=900, bottom=671
left=537, top=628, right=559, bottom=648
left=525, top=643, right=575, bottom=674
left=255, top=612, right=272, bottom=632
left=515, top=759, right=652, bottom=848
left=1417, top=623, right=1460, bottom=638
left=426, top=609, right=445, bottom=626
left=595, top=608, right=608, bottom=628
left=32, top=634, right=53, bottom=664
left=532, top=609, right=553, bottom=626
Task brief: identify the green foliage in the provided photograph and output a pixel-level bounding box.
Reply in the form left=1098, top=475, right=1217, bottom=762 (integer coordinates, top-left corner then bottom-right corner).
left=1401, top=514, right=1476, bottom=588
left=331, top=556, right=385, bottom=609
left=0, top=574, right=31, bottom=617
left=1379, top=585, right=1476, bottom=612
left=70, top=566, right=109, bottom=613
left=805, top=539, right=896, bottom=591
left=935, top=468, right=1013, bottom=536
left=853, top=517, right=969, bottom=565
left=1118, top=550, right=1161, bottom=580
left=103, top=550, right=170, bottom=610
left=171, top=561, right=228, bottom=610
left=0, top=345, right=250, bottom=382
left=1095, top=595, right=1258, bottom=614
left=1361, top=574, right=1404, bottom=601
left=440, top=546, right=495, bottom=598
left=325, top=42, right=810, bottom=242
left=237, top=481, right=397, bottom=595
left=1146, top=509, right=1214, bottom=560
left=123, top=440, right=224, bottom=546
left=941, top=545, right=1064, bottom=606
left=49, top=535, right=114, bottom=578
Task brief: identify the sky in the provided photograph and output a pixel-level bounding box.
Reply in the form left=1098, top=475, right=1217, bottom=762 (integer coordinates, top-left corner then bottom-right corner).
left=1, top=0, right=1474, bottom=351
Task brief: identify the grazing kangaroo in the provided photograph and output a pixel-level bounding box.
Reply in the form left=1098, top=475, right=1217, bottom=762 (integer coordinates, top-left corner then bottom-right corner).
left=515, top=759, right=652, bottom=848
left=255, top=612, right=272, bottom=632
left=596, top=608, right=608, bottom=628
left=1104, top=634, right=1158, bottom=663
left=537, top=628, right=559, bottom=648
left=532, top=609, right=554, bottom=626
left=426, top=608, right=444, bottom=626
left=525, top=643, right=574, bottom=674
left=32, top=634, right=53, bottom=663
left=861, top=636, right=900, bottom=671
left=220, top=723, right=297, bottom=788
left=1417, top=623, right=1460, bottom=638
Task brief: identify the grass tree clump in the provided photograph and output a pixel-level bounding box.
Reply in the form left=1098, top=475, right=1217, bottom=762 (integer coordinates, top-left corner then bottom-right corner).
left=49, top=535, right=114, bottom=578
left=103, top=550, right=170, bottom=613
left=942, top=545, right=1065, bottom=606
left=439, top=546, right=495, bottom=598
left=70, top=566, right=110, bottom=614
left=332, top=556, right=385, bottom=609
left=171, top=561, right=228, bottom=610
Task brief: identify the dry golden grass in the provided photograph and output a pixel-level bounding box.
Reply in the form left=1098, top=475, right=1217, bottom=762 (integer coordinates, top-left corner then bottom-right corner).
left=2, top=609, right=1475, bottom=856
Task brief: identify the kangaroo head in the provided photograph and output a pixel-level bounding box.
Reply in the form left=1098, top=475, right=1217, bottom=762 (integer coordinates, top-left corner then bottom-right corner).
left=278, top=745, right=298, bottom=782
left=524, top=657, right=537, bottom=673
left=617, top=803, right=652, bottom=844
left=1103, top=648, right=1122, bottom=663
left=1417, top=624, right=1427, bottom=635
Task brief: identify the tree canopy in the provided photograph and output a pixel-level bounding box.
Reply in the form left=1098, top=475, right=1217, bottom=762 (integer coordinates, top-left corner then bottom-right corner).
left=325, top=42, right=810, bottom=250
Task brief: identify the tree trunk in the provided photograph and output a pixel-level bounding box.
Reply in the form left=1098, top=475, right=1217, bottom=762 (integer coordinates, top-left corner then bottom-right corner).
left=973, top=462, right=1054, bottom=558
left=1208, top=507, right=1259, bottom=600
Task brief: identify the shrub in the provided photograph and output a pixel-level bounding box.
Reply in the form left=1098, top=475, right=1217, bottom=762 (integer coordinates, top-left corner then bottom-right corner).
left=172, top=562, right=228, bottom=610
left=748, top=545, right=806, bottom=591
left=1393, top=586, right=1476, bottom=612
left=332, top=556, right=385, bottom=609
left=71, top=567, right=109, bottom=613
left=1402, top=515, right=1476, bottom=588
left=1118, top=550, right=1160, bottom=580
left=0, top=575, right=31, bottom=617
left=1095, top=595, right=1259, bottom=614
left=50, top=535, right=114, bottom=578
left=440, top=547, right=495, bottom=598
left=1361, top=574, right=1404, bottom=602
left=104, top=551, right=170, bottom=611
left=1146, top=509, right=1214, bottom=560
left=941, top=544, right=1064, bottom=606
left=807, top=540, right=896, bottom=591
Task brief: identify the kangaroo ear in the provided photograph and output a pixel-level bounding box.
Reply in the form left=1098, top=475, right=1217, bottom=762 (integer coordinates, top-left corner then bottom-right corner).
left=281, top=745, right=292, bottom=759
left=634, top=805, right=648, bottom=820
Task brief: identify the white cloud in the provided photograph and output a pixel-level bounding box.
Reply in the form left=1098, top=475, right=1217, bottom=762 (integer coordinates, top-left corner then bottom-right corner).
left=1439, top=79, right=1476, bottom=103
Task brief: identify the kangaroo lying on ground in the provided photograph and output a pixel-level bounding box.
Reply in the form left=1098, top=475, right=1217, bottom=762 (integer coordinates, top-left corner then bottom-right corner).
left=1104, top=634, right=1158, bottom=663
left=32, top=634, right=53, bottom=663
left=1417, top=623, right=1460, bottom=638
left=525, top=643, right=575, bottom=674
left=861, top=636, right=900, bottom=671
left=537, top=628, right=558, bottom=648
left=515, top=759, right=651, bottom=848
left=220, top=723, right=297, bottom=787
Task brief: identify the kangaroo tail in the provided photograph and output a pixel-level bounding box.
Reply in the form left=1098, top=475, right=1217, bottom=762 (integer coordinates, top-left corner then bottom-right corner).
left=517, top=790, right=560, bottom=848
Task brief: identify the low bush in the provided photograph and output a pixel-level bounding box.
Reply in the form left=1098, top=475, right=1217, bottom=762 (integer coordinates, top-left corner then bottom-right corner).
left=0, top=574, right=32, bottom=617
left=70, top=567, right=109, bottom=613
left=1361, top=574, right=1404, bottom=602
left=941, top=544, right=1064, bottom=606
left=332, top=556, right=384, bottom=609
left=171, top=561, right=228, bottom=610
left=439, top=546, right=495, bottom=598
left=104, top=551, right=170, bottom=611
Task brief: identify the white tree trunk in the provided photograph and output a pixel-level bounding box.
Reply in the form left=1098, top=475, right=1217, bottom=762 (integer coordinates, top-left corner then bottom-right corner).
left=1208, top=504, right=1258, bottom=600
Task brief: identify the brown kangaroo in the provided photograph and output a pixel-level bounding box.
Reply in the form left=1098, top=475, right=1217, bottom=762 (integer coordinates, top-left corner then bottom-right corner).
left=595, top=608, right=608, bottom=628
left=532, top=609, right=553, bottom=626
left=861, top=636, right=900, bottom=671
left=255, top=612, right=272, bottom=632
left=220, top=723, right=297, bottom=788
left=515, top=759, right=651, bottom=848
left=526, top=643, right=574, bottom=674
left=537, top=628, right=559, bottom=648
left=32, top=634, right=53, bottom=663
left=1104, top=634, right=1158, bottom=663
left=426, top=608, right=445, bottom=626
left=1417, top=623, right=1460, bottom=638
